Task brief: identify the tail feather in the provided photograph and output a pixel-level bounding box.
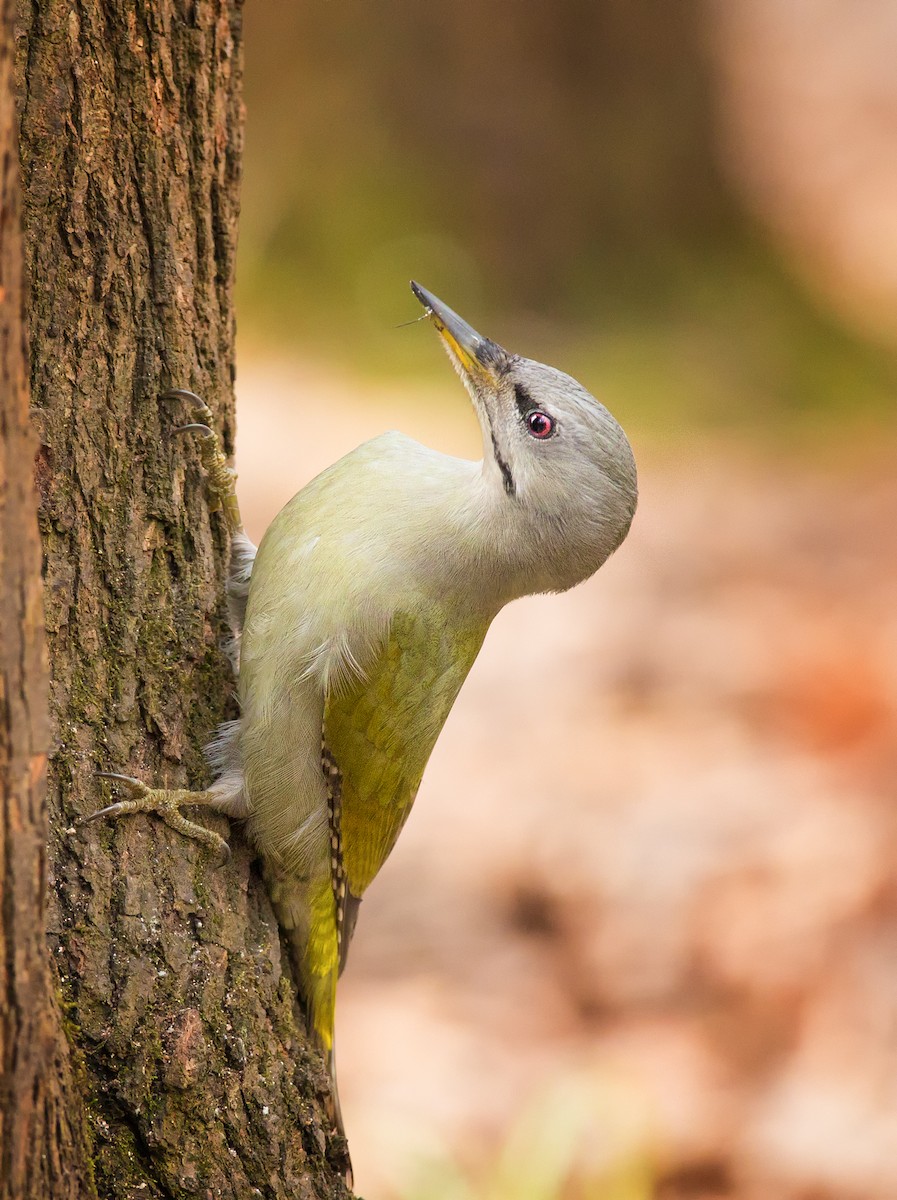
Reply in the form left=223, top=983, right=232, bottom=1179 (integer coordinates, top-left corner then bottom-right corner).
left=265, top=868, right=352, bottom=1182
left=324, top=1046, right=347, bottom=1148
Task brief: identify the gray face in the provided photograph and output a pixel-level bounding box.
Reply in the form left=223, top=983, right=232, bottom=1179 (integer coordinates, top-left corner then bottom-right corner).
left=483, top=355, right=635, bottom=510
left=411, top=281, right=638, bottom=588
left=475, top=354, right=638, bottom=581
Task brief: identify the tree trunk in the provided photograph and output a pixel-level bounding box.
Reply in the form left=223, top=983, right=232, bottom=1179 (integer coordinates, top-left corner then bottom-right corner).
left=1, top=0, right=92, bottom=1193
left=12, top=1, right=350, bottom=1194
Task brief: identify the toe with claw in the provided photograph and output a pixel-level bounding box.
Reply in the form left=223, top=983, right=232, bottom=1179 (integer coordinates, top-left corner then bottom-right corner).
left=81, top=772, right=231, bottom=865
left=162, top=388, right=243, bottom=534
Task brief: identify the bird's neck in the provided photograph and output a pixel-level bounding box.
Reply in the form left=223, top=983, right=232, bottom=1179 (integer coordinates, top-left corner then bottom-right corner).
left=423, top=457, right=583, bottom=609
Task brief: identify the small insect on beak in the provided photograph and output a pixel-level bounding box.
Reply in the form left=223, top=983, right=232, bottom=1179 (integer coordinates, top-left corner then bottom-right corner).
left=410, top=281, right=509, bottom=386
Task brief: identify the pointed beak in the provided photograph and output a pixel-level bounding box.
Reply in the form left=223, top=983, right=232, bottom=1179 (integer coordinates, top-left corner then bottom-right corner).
left=410, top=281, right=509, bottom=385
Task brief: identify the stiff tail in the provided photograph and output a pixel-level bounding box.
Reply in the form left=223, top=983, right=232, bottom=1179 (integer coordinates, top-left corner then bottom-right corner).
left=324, top=1045, right=347, bottom=1149
left=265, top=868, right=352, bottom=1183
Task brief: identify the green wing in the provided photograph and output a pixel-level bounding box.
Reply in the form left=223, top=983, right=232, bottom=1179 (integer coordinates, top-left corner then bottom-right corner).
left=324, top=607, right=488, bottom=901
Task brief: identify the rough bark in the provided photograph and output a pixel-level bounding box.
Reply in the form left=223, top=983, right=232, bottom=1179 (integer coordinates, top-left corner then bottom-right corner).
left=1, top=2, right=92, bottom=1194
left=13, top=1, right=350, bottom=1195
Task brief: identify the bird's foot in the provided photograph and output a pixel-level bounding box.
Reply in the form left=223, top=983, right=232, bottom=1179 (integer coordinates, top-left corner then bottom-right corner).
left=163, top=388, right=243, bottom=534
left=80, top=772, right=231, bottom=865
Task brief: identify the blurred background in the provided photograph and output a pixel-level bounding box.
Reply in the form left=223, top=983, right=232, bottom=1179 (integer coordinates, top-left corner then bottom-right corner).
left=233, top=3, right=897, bottom=1198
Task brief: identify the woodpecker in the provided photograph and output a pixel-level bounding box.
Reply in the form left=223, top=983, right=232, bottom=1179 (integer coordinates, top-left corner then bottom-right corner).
left=87, top=282, right=638, bottom=1173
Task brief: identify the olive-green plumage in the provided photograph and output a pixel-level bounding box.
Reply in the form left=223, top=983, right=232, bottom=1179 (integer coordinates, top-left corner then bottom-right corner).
left=231, top=284, right=638, bottom=1143
left=237, top=434, right=497, bottom=1063
left=292, top=609, right=486, bottom=1056
left=329, top=608, right=486, bottom=895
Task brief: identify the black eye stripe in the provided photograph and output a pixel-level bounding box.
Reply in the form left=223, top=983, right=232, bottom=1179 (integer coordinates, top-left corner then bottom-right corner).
left=514, top=383, right=535, bottom=418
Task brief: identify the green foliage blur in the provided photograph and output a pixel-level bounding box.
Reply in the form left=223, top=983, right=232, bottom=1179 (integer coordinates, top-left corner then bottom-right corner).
left=237, top=1, right=897, bottom=443
left=397, top=1073, right=654, bottom=1200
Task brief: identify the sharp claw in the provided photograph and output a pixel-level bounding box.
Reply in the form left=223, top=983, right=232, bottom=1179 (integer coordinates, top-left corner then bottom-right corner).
left=77, top=801, right=131, bottom=826
left=174, top=423, right=214, bottom=438
left=82, top=772, right=148, bottom=824
left=160, top=388, right=206, bottom=405
left=96, top=771, right=146, bottom=788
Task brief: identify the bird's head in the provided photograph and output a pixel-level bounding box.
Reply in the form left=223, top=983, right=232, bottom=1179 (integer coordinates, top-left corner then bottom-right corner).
left=411, top=281, right=638, bottom=593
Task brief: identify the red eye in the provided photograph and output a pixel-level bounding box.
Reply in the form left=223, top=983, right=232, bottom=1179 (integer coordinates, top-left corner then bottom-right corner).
left=526, top=410, right=554, bottom=439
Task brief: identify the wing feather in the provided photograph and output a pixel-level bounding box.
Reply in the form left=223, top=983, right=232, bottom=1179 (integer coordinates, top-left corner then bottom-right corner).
left=324, top=608, right=487, bottom=904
